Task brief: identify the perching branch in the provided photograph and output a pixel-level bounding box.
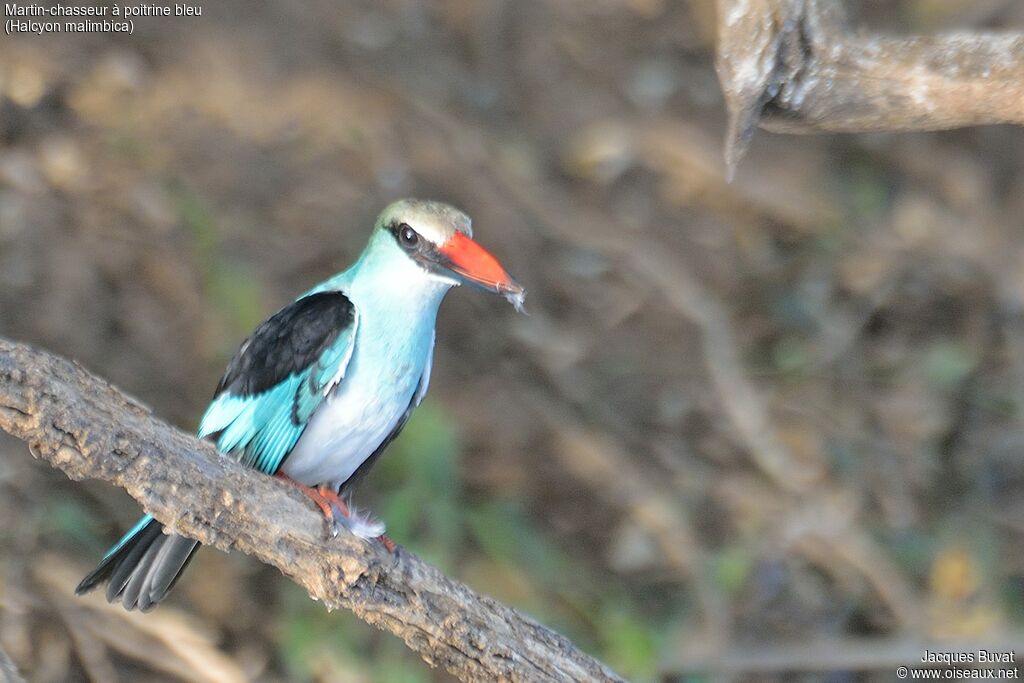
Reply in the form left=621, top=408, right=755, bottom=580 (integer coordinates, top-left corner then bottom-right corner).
left=0, top=338, right=624, bottom=683
left=715, top=0, right=1024, bottom=170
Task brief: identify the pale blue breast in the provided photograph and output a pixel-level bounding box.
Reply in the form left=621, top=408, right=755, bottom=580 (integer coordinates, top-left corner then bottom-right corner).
left=280, top=287, right=437, bottom=489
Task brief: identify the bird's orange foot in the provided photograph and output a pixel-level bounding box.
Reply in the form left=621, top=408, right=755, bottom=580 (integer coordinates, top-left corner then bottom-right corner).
left=275, top=473, right=385, bottom=540
left=313, top=484, right=352, bottom=517
left=377, top=534, right=398, bottom=554
left=275, top=473, right=347, bottom=538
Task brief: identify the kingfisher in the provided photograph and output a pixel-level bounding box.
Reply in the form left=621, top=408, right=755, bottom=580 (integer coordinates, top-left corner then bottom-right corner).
left=76, top=199, right=524, bottom=611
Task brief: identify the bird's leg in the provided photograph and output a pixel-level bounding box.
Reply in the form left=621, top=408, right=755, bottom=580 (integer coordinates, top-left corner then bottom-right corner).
left=275, top=472, right=334, bottom=518
left=274, top=473, right=346, bottom=537
left=314, top=488, right=396, bottom=555
left=377, top=534, right=398, bottom=554
left=275, top=474, right=393, bottom=549
left=314, top=484, right=352, bottom=517
left=276, top=473, right=388, bottom=540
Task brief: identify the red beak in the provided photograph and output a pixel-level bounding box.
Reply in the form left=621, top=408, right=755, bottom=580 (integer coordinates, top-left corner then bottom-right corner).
left=438, top=232, right=524, bottom=300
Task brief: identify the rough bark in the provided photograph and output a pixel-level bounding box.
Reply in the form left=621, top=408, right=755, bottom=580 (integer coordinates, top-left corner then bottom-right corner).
left=716, top=0, right=1024, bottom=170
left=0, top=337, right=623, bottom=683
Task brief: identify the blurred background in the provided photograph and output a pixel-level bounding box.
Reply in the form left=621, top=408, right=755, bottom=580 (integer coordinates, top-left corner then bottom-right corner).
left=3, top=1, right=1024, bottom=681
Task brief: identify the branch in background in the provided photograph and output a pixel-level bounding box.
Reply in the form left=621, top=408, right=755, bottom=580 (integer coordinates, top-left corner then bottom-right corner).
left=0, top=645, right=24, bottom=683
left=715, top=0, right=1024, bottom=171
left=0, top=338, right=624, bottom=683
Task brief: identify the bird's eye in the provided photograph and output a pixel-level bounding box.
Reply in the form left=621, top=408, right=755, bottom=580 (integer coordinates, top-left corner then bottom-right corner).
left=398, top=223, right=419, bottom=249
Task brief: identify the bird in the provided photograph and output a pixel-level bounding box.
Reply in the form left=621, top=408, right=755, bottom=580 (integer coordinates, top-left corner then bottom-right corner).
left=75, top=198, right=524, bottom=611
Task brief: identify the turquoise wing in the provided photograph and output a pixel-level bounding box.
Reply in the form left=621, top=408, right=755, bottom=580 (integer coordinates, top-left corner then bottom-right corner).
left=197, top=291, right=359, bottom=475
left=293, top=324, right=357, bottom=425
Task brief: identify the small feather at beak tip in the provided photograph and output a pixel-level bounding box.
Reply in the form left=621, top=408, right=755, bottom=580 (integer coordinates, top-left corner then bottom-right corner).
left=503, top=286, right=526, bottom=313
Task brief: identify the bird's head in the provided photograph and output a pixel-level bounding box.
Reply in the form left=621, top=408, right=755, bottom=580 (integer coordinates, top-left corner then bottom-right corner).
left=368, top=199, right=525, bottom=311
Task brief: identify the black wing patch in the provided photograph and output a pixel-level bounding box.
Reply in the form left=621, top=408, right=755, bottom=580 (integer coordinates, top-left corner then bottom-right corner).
left=214, top=291, right=356, bottom=398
